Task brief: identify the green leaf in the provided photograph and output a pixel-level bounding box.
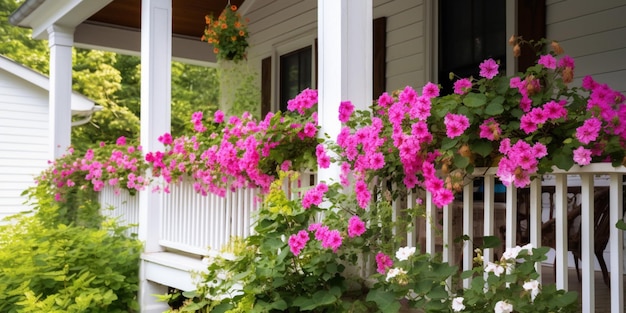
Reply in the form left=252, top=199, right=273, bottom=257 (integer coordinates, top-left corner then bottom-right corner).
left=554, top=291, right=579, bottom=307
left=552, top=148, right=574, bottom=171
left=470, top=141, right=493, bottom=157
left=453, top=154, right=470, bottom=169
left=485, top=96, right=505, bottom=115
left=463, top=93, right=487, bottom=107
left=293, top=289, right=338, bottom=311
left=366, top=288, right=401, bottom=313
left=440, top=137, right=459, bottom=151
left=482, top=235, right=501, bottom=249
left=616, top=220, right=626, bottom=231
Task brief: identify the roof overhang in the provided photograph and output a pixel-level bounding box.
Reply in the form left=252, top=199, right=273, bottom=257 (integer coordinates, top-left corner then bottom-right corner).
left=10, top=0, right=246, bottom=66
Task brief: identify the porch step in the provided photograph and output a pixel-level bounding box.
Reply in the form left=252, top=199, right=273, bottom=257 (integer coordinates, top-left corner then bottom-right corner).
left=142, top=251, right=207, bottom=291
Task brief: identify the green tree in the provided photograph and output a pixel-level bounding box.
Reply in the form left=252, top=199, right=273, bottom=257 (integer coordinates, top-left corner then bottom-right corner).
left=1, top=0, right=221, bottom=150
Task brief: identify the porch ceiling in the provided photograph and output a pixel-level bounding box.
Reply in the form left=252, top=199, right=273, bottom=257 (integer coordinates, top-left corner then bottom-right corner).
left=87, top=0, right=246, bottom=39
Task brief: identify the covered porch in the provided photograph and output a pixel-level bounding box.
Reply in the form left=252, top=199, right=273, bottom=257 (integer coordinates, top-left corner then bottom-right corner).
left=10, top=0, right=626, bottom=312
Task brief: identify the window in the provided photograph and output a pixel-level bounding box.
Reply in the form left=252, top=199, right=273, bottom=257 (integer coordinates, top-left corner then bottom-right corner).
left=438, top=0, right=506, bottom=95
left=279, top=46, right=313, bottom=112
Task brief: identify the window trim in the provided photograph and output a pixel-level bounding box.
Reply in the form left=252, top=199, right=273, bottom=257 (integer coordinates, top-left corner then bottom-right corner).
left=273, top=34, right=317, bottom=112
left=427, top=0, right=518, bottom=84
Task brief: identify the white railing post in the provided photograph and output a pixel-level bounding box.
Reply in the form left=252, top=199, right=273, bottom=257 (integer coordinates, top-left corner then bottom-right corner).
left=462, top=181, right=474, bottom=289
left=554, top=173, right=568, bottom=290
left=425, top=192, right=436, bottom=254
left=442, top=203, right=453, bottom=264
left=609, top=173, right=624, bottom=313
left=483, top=175, right=495, bottom=263
left=580, top=173, right=595, bottom=312
left=505, top=184, right=517, bottom=250
left=529, top=178, right=542, bottom=279
left=406, top=191, right=417, bottom=248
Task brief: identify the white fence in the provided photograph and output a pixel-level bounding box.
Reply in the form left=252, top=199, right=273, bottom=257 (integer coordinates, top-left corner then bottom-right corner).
left=417, top=163, right=625, bottom=313
left=100, top=165, right=624, bottom=312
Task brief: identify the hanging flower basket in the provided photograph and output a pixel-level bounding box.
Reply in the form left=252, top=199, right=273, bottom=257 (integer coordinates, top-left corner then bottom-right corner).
left=202, top=4, right=249, bottom=62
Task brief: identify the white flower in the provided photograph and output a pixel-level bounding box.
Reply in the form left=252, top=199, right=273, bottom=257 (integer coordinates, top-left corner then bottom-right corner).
left=452, top=296, right=465, bottom=312
left=494, top=300, right=513, bottom=313
left=485, top=262, right=505, bottom=277
left=385, top=267, right=407, bottom=281
left=520, top=243, right=533, bottom=255
left=523, top=279, right=541, bottom=301
left=395, top=246, right=416, bottom=261
left=502, top=246, right=522, bottom=260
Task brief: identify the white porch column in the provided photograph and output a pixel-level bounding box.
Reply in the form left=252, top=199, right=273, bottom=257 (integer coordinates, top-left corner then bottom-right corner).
left=47, top=25, right=74, bottom=160
left=138, top=0, right=172, bottom=311
left=317, top=0, right=372, bottom=183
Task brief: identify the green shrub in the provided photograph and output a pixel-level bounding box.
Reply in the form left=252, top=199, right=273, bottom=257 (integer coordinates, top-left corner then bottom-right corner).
left=0, top=209, right=142, bottom=312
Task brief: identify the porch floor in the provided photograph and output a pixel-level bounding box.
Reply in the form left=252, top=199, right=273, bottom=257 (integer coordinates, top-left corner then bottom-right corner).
left=540, top=265, right=625, bottom=312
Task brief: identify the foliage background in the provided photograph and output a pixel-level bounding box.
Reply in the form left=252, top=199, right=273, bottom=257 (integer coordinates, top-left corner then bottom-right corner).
left=0, top=0, right=221, bottom=153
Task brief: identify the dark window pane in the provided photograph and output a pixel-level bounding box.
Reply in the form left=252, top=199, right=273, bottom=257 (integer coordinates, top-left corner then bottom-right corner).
left=280, top=46, right=312, bottom=112
left=439, top=0, right=506, bottom=95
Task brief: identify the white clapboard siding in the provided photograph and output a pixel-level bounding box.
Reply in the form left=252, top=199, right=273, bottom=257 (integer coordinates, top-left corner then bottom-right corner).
left=245, top=0, right=428, bottom=101
left=0, top=67, right=49, bottom=219
left=375, top=0, right=426, bottom=91
left=547, top=1, right=626, bottom=94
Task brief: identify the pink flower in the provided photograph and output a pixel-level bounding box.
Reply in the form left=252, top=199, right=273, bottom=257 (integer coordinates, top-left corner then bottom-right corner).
left=399, top=86, right=418, bottom=105
left=316, top=144, right=331, bottom=169
left=213, top=110, right=224, bottom=123
left=116, top=136, right=126, bottom=146
left=576, top=118, right=602, bottom=144
left=288, top=230, right=310, bottom=255
left=158, top=133, right=173, bottom=145
left=479, top=118, right=501, bottom=141
left=355, top=179, right=371, bottom=209
left=453, top=78, right=472, bottom=95
left=543, top=100, right=568, bottom=119
left=280, top=160, right=292, bottom=171
left=377, top=92, right=394, bottom=108
left=375, top=252, right=393, bottom=274
left=538, top=54, right=557, bottom=69
left=422, top=82, right=440, bottom=98
left=479, top=58, right=499, bottom=79
left=558, top=55, right=575, bottom=69
left=339, top=101, right=355, bottom=123
left=347, top=216, right=366, bottom=238
left=444, top=113, right=470, bottom=138
left=432, top=188, right=454, bottom=207
left=573, top=146, right=592, bottom=165
left=320, top=229, right=343, bottom=252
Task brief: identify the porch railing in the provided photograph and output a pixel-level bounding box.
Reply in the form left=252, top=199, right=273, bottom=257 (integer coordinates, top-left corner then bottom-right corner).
left=100, top=164, right=625, bottom=312
left=415, top=163, right=625, bottom=313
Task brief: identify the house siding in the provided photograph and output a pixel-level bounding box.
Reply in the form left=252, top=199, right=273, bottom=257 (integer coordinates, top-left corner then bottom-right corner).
left=245, top=0, right=427, bottom=105
left=0, top=69, right=49, bottom=221
left=546, top=0, right=626, bottom=93
left=245, top=0, right=625, bottom=107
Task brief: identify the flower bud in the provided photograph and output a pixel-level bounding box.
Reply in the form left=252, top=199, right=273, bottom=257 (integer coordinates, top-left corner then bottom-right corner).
left=458, top=144, right=471, bottom=158
left=562, top=66, right=573, bottom=84
left=513, top=44, right=521, bottom=57
left=508, top=35, right=517, bottom=46
left=551, top=41, right=564, bottom=55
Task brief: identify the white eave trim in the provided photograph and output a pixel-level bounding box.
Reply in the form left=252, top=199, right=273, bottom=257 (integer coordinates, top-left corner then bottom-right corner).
left=9, top=0, right=114, bottom=40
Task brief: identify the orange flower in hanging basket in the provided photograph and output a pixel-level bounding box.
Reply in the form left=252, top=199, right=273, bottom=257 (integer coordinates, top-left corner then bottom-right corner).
left=202, top=4, right=249, bottom=62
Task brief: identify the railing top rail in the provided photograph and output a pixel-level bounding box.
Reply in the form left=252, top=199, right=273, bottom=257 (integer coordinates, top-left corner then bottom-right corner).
left=470, top=163, right=626, bottom=178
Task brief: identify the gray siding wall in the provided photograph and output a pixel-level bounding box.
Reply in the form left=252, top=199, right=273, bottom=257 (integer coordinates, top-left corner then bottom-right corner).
left=245, top=0, right=427, bottom=105
left=546, top=0, right=626, bottom=93
left=0, top=69, right=48, bottom=221
left=245, top=0, right=625, bottom=107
